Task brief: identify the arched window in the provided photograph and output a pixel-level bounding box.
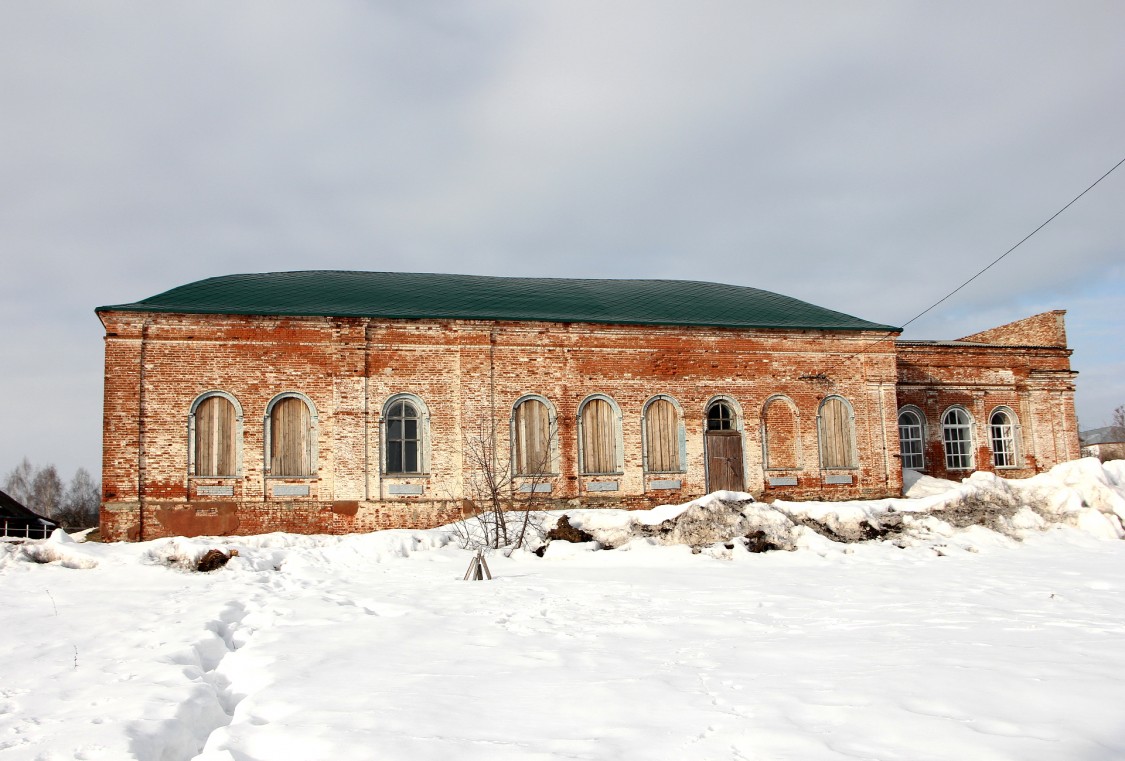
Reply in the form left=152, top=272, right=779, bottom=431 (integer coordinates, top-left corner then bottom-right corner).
left=818, top=396, right=857, bottom=468
left=643, top=396, right=684, bottom=473
left=189, top=392, right=242, bottom=477
left=942, top=407, right=974, bottom=470
left=512, top=396, right=557, bottom=475
left=706, top=400, right=736, bottom=431
left=578, top=396, right=622, bottom=475
left=384, top=395, right=429, bottom=475
left=990, top=408, right=1018, bottom=468
left=266, top=393, right=317, bottom=477
left=897, top=407, right=925, bottom=470
left=762, top=396, right=799, bottom=469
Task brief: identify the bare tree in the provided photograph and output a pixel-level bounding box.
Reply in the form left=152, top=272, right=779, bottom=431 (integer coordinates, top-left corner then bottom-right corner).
left=4, top=460, right=101, bottom=528
left=56, top=468, right=101, bottom=529
left=458, top=415, right=558, bottom=552
left=3, top=457, right=35, bottom=506
left=29, top=465, right=63, bottom=519
left=1113, top=405, right=1125, bottom=431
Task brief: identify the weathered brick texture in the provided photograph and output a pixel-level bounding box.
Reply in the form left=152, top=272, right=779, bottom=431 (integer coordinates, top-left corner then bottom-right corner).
left=895, top=311, right=1078, bottom=481
left=958, top=310, right=1068, bottom=348
left=98, top=309, right=1077, bottom=541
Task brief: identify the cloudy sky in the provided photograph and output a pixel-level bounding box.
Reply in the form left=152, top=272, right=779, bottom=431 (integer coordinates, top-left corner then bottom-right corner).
left=2, top=1, right=1123, bottom=480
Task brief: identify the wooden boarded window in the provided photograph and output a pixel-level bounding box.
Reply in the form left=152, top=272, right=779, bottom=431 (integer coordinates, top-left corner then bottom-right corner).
left=194, top=395, right=236, bottom=476
left=514, top=398, right=553, bottom=475
left=763, top=398, right=798, bottom=469
left=270, top=397, right=313, bottom=477
left=386, top=400, right=422, bottom=474
left=644, top=398, right=681, bottom=472
left=580, top=398, right=618, bottom=474
left=818, top=397, right=856, bottom=468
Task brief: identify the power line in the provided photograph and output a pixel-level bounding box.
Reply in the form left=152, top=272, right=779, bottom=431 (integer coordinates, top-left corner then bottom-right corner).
left=816, top=154, right=1125, bottom=380
left=899, top=154, right=1125, bottom=330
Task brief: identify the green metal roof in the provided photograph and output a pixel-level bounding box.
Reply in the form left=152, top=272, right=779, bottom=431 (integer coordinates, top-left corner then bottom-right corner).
left=96, top=271, right=900, bottom=332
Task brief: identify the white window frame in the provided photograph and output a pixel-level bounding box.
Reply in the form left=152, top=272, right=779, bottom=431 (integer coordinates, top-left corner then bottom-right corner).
left=989, top=406, right=1020, bottom=468
left=897, top=406, right=926, bottom=471
left=941, top=406, right=975, bottom=471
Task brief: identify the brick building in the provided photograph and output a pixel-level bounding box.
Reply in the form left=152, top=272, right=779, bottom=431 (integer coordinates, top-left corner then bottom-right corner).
left=96, top=272, right=1079, bottom=541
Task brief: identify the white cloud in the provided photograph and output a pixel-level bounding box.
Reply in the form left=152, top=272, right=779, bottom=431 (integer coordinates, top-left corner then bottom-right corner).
left=1, top=1, right=1123, bottom=474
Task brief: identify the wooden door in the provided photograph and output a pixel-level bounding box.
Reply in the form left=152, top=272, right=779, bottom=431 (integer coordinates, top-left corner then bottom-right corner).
left=705, top=431, right=744, bottom=492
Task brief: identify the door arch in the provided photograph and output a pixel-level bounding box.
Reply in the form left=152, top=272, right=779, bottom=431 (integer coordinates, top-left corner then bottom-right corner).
left=704, top=397, right=744, bottom=492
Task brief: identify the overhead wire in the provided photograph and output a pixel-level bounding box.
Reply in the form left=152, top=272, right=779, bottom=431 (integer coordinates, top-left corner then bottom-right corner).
left=810, top=154, right=1125, bottom=383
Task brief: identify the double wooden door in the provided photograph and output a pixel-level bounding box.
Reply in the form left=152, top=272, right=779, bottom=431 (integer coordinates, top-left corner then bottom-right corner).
left=705, top=431, right=744, bottom=492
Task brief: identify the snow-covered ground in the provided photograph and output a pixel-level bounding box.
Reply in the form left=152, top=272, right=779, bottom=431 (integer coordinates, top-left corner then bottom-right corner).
left=3, top=459, right=1125, bottom=761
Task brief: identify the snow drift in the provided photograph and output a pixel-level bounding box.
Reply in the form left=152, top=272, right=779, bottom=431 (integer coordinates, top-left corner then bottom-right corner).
left=554, top=458, right=1125, bottom=553
left=2, top=459, right=1125, bottom=761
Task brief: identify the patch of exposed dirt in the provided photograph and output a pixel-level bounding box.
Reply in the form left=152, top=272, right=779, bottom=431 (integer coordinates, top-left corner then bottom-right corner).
left=545, top=515, right=596, bottom=545
left=793, top=512, right=906, bottom=543
left=742, top=529, right=789, bottom=553
left=196, top=548, right=239, bottom=572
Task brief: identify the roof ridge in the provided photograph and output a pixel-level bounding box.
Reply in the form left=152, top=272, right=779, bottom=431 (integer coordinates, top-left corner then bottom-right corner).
left=96, top=271, right=900, bottom=333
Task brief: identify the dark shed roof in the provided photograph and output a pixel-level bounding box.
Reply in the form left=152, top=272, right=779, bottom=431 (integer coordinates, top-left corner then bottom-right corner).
left=97, top=271, right=900, bottom=332
left=0, top=489, right=56, bottom=533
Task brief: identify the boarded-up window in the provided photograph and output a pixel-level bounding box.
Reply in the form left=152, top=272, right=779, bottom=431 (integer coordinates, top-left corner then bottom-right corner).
left=990, top=409, right=1016, bottom=467
left=514, top=398, right=553, bottom=475
left=195, top=395, right=236, bottom=476
left=763, top=399, right=798, bottom=469
left=581, top=398, right=618, bottom=474
left=942, top=408, right=973, bottom=470
left=644, top=398, right=681, bottom=472
left=386, top=400, right=421, bottom=474
left=271, top=397, right=313, bottom=477
left=898, top=409, right=925, bottom=469
left=818, top=397, right=856, bottom=468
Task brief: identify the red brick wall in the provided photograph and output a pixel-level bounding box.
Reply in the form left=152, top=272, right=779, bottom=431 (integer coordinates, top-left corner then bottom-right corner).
left=763, top=397, right=800, bottom=469
left=894, top=335, right=1078, bottom=481
left=98, top=312, right=904, bottom=540
left=958, top=310, right=1068, bottom=348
